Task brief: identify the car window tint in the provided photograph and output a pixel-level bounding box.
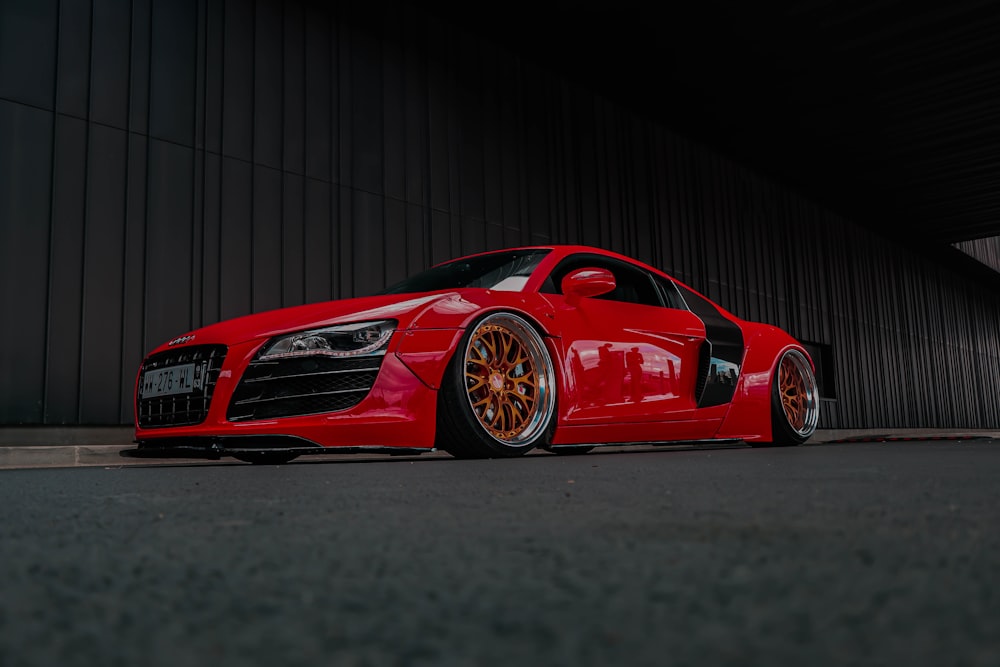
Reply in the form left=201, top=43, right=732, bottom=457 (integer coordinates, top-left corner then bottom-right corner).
left=379, top=249, right=550, bottom=294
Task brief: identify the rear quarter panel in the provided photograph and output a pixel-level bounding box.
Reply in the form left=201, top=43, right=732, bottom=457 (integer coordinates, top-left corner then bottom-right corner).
left=714, top=322, right=814, bottom=442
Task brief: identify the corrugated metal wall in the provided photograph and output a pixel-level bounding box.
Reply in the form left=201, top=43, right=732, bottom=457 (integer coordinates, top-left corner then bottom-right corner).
left=2, top=0, right=999, bottom=428
left=956, top=237, right=1000, bottom=274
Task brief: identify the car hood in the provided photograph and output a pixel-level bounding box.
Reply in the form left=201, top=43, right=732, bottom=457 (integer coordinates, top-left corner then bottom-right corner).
left=151, top=292, right=462, bottom=354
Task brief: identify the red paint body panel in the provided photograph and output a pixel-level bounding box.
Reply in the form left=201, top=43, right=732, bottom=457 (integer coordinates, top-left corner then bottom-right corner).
left=715, top=324, right=809, bottom=443
left=133, top=245, right=815, bottom=452
left=543, top=293, right=706, bottom=425
left=394, top=328, right=465, bottom=389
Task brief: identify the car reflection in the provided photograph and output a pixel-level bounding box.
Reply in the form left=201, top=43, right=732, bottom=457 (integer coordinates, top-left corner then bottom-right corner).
left=569, top=341, right=681, bottom=407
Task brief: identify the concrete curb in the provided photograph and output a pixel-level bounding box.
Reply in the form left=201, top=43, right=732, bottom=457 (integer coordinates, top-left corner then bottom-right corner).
left=0, top=428, right=995, bottom=470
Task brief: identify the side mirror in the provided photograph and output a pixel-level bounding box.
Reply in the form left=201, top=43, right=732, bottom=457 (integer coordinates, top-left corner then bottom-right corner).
left=561, top=268, right=616, bottom=306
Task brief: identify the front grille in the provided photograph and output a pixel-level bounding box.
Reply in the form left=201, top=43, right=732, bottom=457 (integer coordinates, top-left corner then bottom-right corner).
left=226, top=355, right=384, bottom=422
left=137, top=345, right=228, bottom=428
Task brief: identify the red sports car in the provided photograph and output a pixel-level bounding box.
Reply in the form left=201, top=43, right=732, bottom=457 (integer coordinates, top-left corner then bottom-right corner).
left=131, top=245, right=819, bottom=463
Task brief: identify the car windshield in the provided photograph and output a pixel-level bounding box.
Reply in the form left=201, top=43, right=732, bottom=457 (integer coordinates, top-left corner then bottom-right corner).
left=379, top=249, right=551, bottom=295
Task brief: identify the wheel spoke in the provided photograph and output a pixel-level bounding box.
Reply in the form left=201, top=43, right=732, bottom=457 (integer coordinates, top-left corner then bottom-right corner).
left=479, top=331, right=498, bottom=364
left=500, top=331, right=515, bottom=365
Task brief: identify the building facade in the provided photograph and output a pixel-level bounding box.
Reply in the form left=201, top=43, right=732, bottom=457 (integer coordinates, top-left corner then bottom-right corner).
left=2, top=0, right=999, bottom=428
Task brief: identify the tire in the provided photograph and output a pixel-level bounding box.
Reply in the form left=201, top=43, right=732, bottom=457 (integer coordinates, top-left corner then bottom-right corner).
left=436, top=312, right=557, bottom=459
left=763, top=348, right=820, bottom=446
left=233, top=451, right=300, bottom=465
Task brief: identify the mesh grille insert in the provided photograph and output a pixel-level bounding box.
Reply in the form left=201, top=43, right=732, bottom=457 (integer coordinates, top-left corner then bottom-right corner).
left=227, top=355, right=384, bottom=421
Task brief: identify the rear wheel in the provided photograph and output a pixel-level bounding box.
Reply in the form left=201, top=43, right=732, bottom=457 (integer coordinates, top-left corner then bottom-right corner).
left=436, top=312, right=557, bottom=459
left=764, top=348, right=819, bottom=446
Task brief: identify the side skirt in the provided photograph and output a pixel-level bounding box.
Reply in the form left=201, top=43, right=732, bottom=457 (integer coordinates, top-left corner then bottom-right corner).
left=547, top=438, right=744, bottom=451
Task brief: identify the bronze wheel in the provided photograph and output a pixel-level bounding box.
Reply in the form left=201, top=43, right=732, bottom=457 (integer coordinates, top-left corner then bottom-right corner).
left=463, top=314, right=555, bottom=446
left=436, top=312, right=557, bottom=458
left=770, top=349, right=819, bottom=444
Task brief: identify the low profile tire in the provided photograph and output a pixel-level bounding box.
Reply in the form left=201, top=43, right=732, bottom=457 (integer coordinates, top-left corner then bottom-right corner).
left=763, top=348, right=820, bottom=446
left=436, top=312, right=557, bottom=459
left=233, top=451, right=300, bottom=465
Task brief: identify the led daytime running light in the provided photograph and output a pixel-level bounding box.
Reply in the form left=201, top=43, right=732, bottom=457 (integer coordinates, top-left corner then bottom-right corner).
left=258, top=320, right=396, bottom=360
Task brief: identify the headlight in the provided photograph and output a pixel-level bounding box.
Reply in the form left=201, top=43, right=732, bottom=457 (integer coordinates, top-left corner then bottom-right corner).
left=257, top=320, right=397, bottom=360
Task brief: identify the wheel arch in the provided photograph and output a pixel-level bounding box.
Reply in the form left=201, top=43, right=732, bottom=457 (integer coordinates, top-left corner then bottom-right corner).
left=395, top=303, right=561, bottom=391
left=714, top=324, right=814, bottom=442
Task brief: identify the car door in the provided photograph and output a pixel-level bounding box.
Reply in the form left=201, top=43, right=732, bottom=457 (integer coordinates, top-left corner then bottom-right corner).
left=539, top=254, right=707, bottom=424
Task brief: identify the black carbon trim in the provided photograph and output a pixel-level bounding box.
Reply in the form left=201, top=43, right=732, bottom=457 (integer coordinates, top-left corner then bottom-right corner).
left=674, top=284, right=745, bottom=407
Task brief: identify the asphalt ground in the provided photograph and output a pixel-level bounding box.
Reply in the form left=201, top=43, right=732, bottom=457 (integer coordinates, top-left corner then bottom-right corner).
left=0, top=439, right=998, bottom=667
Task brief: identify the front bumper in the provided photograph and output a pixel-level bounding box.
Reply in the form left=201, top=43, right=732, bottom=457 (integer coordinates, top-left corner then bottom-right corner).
left=134, top=337, right=440, bottom=451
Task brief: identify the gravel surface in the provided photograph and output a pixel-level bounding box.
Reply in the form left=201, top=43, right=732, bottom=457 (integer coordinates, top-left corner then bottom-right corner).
left=1, top=441, right=998, bottom=667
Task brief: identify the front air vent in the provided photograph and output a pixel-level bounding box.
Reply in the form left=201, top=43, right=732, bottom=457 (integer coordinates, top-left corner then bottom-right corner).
left=226, top=356, right=384, bottom=422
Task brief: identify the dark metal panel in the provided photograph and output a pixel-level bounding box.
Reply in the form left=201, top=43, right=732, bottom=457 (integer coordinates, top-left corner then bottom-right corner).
left=0, top=101, right=53, bottom=423
left=0, top=0, right=58, bottom=109
left=282, top=0, right=305, bottom=175
left=252, top=166, right=282, bottom=313
left=349, top=189, right=384, bottom=297
left=193, top=0, right=208, bottom=151
left=426, top=21, right=451, bottom=215
left=89, top=0, right=131, bottom=129
left=144, top=139, right=194, bottom=348
left=253, top=0, right=282, bottom=170
left=336, top=183, right=353, bottom=297
left=348, top=19, right=383, bottom=195
left=79, top=124, right=127, bottom=423
left=303, top=178, right=332, bottom=303
left=383, top=198, right=407, bottom=286
left=304, top=2, right=332, bottom=182
left=203, top=0, right=224, bottom=154
left=219, top=156, right=252, bottom=319
left=382, top=14, right=406, bottom=202
left=455, top=34, right=484, bottom=222
left=522, top=66, right=550, bottom=245
left=221, top=0, right=253, bottom=161
left=55, top=0, right=92, bottom=118
left=118, top=133, right=149, bottom=422
left=282, top=173, right=305, bottom=306
left=402, top=8, right=428, bottom=207
left=403, top=202, right=430, bottom=276
left=43, top=115, right=88, bottom=424
left=430, top=209, right=451, bottom=265
left=200, top=151, right=221, bottom=325
left=460, top=215, right=486, bottom=257
left=128, top=0, right=152, bottom=135
left=148, top=0, right=197, bottom=145
left=481, top=49, right=503, bottom=227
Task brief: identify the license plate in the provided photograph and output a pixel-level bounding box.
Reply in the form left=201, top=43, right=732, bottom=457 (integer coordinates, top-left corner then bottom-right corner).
left=141, top=363, right=199, bottom=398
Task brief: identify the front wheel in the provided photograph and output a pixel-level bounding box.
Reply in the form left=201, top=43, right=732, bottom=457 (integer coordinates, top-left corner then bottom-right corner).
left=436, top=312, right=557, bottom=459
left=761, top=348, right=820, bottom=447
